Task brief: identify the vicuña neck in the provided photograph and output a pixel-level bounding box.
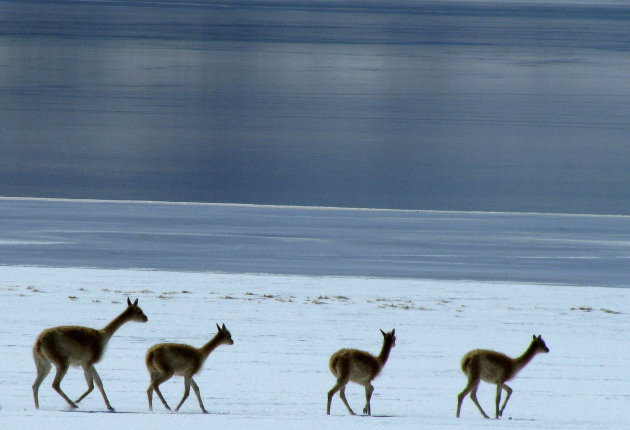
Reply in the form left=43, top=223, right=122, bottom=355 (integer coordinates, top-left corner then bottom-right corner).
left=377, top=339, right=394, bottom=366
left=200, top=334, right=223, bottom=360
left=514, top=341, right=538, bottom=372
left=101, top=308, right=131, bottom=340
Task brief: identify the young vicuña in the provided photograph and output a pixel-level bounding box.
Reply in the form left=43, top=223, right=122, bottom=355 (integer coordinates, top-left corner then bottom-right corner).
left=327, top=329, right=396, bottom=416
left=456, top=334, right=550, bottom=419
left=146, top=323, right=234, bottom=413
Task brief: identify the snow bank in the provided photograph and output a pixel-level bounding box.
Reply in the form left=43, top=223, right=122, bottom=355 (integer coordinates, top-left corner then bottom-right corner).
left=0, top=266, right=627, bottom=429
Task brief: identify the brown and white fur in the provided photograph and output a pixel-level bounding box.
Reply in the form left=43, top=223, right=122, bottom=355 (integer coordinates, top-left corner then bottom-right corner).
left=327, top=329, right=396, bottom=416
left=146, top=323, right=234, bottom=413
left=32, top=298, right=148, bottom=411
left=456, top=335, right=549, bottom=419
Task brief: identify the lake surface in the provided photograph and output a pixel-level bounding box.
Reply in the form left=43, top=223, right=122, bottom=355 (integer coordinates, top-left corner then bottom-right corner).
left=1, top=0, right=629, bottom=214
left=3, top=197, right=630, bottom=287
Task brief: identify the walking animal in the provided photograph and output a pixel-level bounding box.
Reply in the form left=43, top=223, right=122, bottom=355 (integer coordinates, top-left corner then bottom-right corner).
left=327, top=329, right=396, bottom=416
left=456, top=335, right=549, bottom=419
left=146, top=323, right=234, bottom=413
left=32, top=298, right=148, bottom=411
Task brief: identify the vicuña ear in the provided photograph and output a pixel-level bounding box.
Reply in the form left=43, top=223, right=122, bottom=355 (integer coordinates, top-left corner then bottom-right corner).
left=222, top=323, right=227, bottom=331
left=127, top=297, right=132, bottom=306
left=133, top=298, right=138, bottom=306
left=380, top=329, right=385, bottom=336
left=216, top=323, right=221, bottom=332
left=392, top=329, right=395, bottom=335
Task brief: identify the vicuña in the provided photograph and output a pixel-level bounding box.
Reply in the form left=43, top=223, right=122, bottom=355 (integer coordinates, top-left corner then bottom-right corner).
left=146, top=323, right=234, bottom=413
left=32, top=298, right=148, bottom=411
left=456, top=334, right=549, bottom=419
left=327, top=329, right=396, bottom=416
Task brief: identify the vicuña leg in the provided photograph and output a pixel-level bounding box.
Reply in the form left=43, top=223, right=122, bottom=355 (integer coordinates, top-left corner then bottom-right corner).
left=147, top=371, right=159, bottom=410
left=190, top=377, right=208, bottom=413
left=150, top=372, right=174, bottom=410
left=175, top=376, right=191, bottom=411
left=51, top=364, right=78, bottom=409
left=456, top=378, right=475, bottom=418
left=494, top=384, right=502, bottom=418
left=457, top=377, right=491, bottom=419
left=327, top=378, right=355, bottom=415
left=32, top=357, right=52, bottom=409
left=338, top=385, right=356, bottom=415
left=327, top=381, right=340, bottom=415
left=75, top=365, right=95, bottom=404
left=147, top=387, right=153, bottom=410
left=363, top=383, right=374, bottom=415
left=327, top=382, right=340, bottom=415
left=91, top=367, right=114, bottom=411
left=498, top=383, right=512, bottom=417
left=470, top=386, right=490, bottom=419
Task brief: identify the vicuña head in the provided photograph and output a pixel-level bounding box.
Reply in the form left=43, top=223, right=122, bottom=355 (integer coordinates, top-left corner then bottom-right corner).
left=456, top=334, right=549, bottom=419
left=327, top=328, right=396, bottom=416
left=32, top=298, right=148, bottom=411
left=146, top=323, right=234, bottom=413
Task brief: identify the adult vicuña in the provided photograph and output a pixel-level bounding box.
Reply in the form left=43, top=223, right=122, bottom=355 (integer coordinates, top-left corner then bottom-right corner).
left=32, top=298, right=148, bottom=411
left=456, top=334, right=550, bottom=419
left=146, top=323, right=234, bottom=413
left=327, top=329, right=396, bottom=416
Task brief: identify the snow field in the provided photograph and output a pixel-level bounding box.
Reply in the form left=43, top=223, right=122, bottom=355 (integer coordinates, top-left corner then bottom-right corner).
left=0, top=266, right=628, bottom=429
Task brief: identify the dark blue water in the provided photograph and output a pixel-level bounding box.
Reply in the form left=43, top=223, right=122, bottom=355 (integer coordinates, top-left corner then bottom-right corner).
left=5, top=197, right=630, bottom=287
left=1, top=0, right=629, bottom=213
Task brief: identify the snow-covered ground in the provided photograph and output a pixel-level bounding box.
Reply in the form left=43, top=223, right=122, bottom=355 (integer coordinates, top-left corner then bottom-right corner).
left=0, top=199, right=628, bottom=429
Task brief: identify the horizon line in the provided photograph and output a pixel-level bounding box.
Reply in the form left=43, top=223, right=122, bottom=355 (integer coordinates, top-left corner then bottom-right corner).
left=2, top=195, right=630, bottom=219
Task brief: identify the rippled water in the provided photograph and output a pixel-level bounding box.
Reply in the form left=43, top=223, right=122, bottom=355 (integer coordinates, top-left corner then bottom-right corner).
left=1, top=0, right=629, bottom=213
left=5, top=197, right=630, bottom=287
